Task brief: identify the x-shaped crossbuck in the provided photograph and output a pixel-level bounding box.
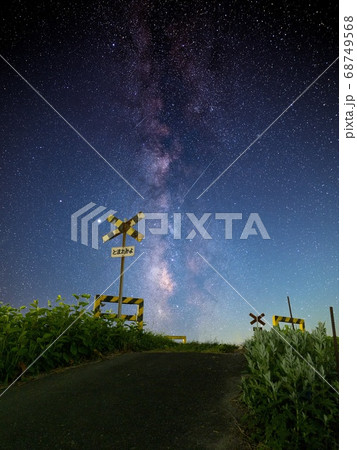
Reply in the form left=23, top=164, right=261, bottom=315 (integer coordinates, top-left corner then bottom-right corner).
left=249, top=312, right=265, bottom=326
left=102, top=212, right=145, bottom=243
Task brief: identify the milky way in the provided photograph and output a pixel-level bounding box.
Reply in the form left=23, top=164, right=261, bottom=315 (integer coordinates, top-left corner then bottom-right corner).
left=0, top=0, right=338, bottom=342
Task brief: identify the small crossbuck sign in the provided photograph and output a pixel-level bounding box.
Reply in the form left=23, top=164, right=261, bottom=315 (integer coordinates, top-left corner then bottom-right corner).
left=249, top=312, right=265, bottom=326
left=102, top=212, right=145, bottom=243
left=111, top=246, right=135, bottom=257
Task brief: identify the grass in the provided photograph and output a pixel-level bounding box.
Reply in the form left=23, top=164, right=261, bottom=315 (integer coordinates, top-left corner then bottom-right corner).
left=0, top=295, right=239, bottom=386
left=164, top=341, right=241, bottom=353
left=0, top=295, right=178, bottom=385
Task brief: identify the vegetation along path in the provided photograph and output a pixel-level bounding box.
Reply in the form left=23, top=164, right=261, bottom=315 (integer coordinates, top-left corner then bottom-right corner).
left=0, top=352, right=249, bottom=449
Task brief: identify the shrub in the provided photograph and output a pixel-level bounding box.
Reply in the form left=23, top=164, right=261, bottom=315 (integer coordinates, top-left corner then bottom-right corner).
left=241, top=323, right=338, bottom=449
left=0, top=295, right=177, bottom=384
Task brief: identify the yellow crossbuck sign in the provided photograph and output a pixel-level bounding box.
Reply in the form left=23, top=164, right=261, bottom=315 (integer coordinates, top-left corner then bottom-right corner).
left=102, top=212, right=145, bottom=243
left=102, top=211, right=145, bottom=319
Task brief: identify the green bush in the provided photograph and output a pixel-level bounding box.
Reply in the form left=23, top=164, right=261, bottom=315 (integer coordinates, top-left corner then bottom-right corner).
left=241, top=323, right=338, bottom=449
left=0, top=295, right=177, bottom=385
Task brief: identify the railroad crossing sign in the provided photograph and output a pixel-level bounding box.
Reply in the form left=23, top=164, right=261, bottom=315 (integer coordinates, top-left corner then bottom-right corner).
left=102, top=212, right=145, bottom=243
left=249, top=312, right=266, bottom=326
left=111, top=246, right=135, bottom=257
left=102, top=211, right=145, bottom=318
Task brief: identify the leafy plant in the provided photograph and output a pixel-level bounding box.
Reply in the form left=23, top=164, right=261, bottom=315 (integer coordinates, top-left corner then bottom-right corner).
left=0, top=295, right=177, bottom=385
left=241, top=323, right=338, bottom=449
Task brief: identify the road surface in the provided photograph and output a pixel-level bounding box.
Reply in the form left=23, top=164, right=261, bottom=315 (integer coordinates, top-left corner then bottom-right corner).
left=0, top=352, right=249, bottom=449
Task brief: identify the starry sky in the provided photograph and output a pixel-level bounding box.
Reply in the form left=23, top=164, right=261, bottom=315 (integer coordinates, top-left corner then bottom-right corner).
left=0, top=0, right=338, bottom=343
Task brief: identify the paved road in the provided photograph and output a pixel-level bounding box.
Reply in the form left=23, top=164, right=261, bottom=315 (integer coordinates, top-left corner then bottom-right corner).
left=0, top=352, right=248, bottom=449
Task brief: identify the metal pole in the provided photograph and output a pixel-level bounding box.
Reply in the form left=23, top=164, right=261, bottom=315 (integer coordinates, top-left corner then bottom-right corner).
left=118, top=230, right=127, bottom=319
left=287, top=296, right=295, bottom=330
left=329, top=306, right=339, bottom=375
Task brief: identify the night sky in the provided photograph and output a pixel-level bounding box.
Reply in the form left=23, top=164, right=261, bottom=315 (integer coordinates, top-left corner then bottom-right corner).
left=0, top=0, right=338, bottom=343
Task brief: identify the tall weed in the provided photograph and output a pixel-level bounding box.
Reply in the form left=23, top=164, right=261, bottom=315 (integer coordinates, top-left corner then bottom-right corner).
left=0, top=295, right=176, bottom=384
left=241, top=324, right=338, bottom=449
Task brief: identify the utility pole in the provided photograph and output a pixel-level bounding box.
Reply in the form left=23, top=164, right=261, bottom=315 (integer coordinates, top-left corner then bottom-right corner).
left=329, top=306, right=339, bottom=375
left=118, top=225, right=127, bottom=318
left=287, top=296, right=295, bottom=330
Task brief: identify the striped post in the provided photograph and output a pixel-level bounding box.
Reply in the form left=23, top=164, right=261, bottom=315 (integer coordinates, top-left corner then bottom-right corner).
left=166, top=336, right=187, bottom=344
left=272, top=315, right=305, bottom=332
left=94, top=295, right=144, bottom=329
left=122, top=297, right=144, bottom=329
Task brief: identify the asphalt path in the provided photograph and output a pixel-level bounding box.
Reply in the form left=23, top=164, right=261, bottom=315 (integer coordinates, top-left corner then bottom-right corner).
left=0, top=352, right=249, bottom=449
